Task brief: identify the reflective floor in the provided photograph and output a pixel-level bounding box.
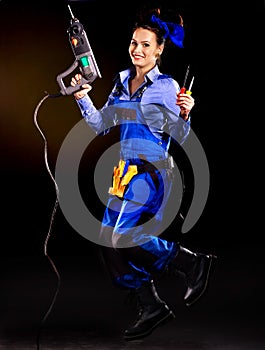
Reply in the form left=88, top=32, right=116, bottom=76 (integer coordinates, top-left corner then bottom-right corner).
left=1, top=248, right=264, bottom=350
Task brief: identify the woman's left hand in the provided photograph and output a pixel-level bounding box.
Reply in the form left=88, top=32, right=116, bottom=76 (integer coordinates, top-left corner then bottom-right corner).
left=176, top=92, right=195, bottom=121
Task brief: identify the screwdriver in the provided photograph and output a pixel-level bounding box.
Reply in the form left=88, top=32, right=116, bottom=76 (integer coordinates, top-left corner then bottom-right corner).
left=180, top=64, right=190, bottom=94
left=186, top=76, right=194, bottom=95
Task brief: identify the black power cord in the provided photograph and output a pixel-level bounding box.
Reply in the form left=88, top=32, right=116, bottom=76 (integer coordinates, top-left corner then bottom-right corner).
left=33, top=92, right=62, bottom=350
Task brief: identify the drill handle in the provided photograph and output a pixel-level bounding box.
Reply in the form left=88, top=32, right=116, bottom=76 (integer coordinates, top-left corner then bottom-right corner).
left=56, top=60, right=90, bottom=96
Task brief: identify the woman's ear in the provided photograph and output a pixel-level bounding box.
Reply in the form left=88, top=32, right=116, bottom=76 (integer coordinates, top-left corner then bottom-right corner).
left=157, top=46, right=164, bottom=55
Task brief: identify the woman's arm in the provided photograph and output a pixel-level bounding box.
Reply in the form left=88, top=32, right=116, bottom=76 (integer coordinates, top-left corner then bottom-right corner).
left=71, top=73, right=116, bottom=135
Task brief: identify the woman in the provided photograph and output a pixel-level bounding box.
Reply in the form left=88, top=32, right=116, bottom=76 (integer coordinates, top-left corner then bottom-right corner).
left=71, top=6, right=216, bottom=341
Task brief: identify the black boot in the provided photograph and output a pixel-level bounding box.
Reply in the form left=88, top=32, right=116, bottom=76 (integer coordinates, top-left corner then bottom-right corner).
left=124, top=280, right=175, bottom=341
left=172, top=245, right=217, bottom=307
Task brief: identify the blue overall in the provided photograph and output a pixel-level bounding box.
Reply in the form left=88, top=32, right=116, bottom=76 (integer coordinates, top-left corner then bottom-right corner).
left=76, top=65, right=190, bottom=289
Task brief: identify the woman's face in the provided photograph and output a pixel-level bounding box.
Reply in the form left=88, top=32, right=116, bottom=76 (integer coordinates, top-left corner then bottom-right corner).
left=129, top=27, right=163, bottom=70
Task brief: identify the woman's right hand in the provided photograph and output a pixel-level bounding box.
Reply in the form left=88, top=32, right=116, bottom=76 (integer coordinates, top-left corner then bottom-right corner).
left=71, top=73, right=92, bottom=100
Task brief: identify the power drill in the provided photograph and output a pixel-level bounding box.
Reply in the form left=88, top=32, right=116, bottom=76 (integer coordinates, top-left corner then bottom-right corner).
left=56, top=5, right=102, bottom=96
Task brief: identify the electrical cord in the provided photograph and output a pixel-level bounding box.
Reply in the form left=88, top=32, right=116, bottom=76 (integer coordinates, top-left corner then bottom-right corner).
left=33, top=91, right=62, bottom=350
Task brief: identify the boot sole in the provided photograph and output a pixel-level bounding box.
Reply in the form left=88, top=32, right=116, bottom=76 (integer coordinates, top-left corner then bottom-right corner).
left=185, top=254, right=217, bottom=307
left=124, top=310, right=175, bottom=341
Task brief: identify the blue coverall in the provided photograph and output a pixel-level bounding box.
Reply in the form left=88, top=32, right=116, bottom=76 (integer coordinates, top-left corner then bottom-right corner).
left=76, top=65, right=190, bottom=289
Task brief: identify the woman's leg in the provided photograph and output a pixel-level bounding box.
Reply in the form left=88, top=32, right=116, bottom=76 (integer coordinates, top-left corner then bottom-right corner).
left=99, top=195, right=175, bottom=340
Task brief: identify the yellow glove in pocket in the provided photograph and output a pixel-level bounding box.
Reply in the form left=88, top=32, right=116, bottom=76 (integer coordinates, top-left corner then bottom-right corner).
left=109, top=160, right=138, bottom=198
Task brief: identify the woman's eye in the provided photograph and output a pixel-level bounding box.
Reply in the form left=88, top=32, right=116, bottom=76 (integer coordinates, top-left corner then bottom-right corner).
left=143, top=43, right=150, bottom=47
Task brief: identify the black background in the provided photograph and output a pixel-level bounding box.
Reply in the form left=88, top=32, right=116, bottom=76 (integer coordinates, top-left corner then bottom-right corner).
left=0, top=0, right=264, bottom=348
left=0, top=0, right=261, bottom=257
